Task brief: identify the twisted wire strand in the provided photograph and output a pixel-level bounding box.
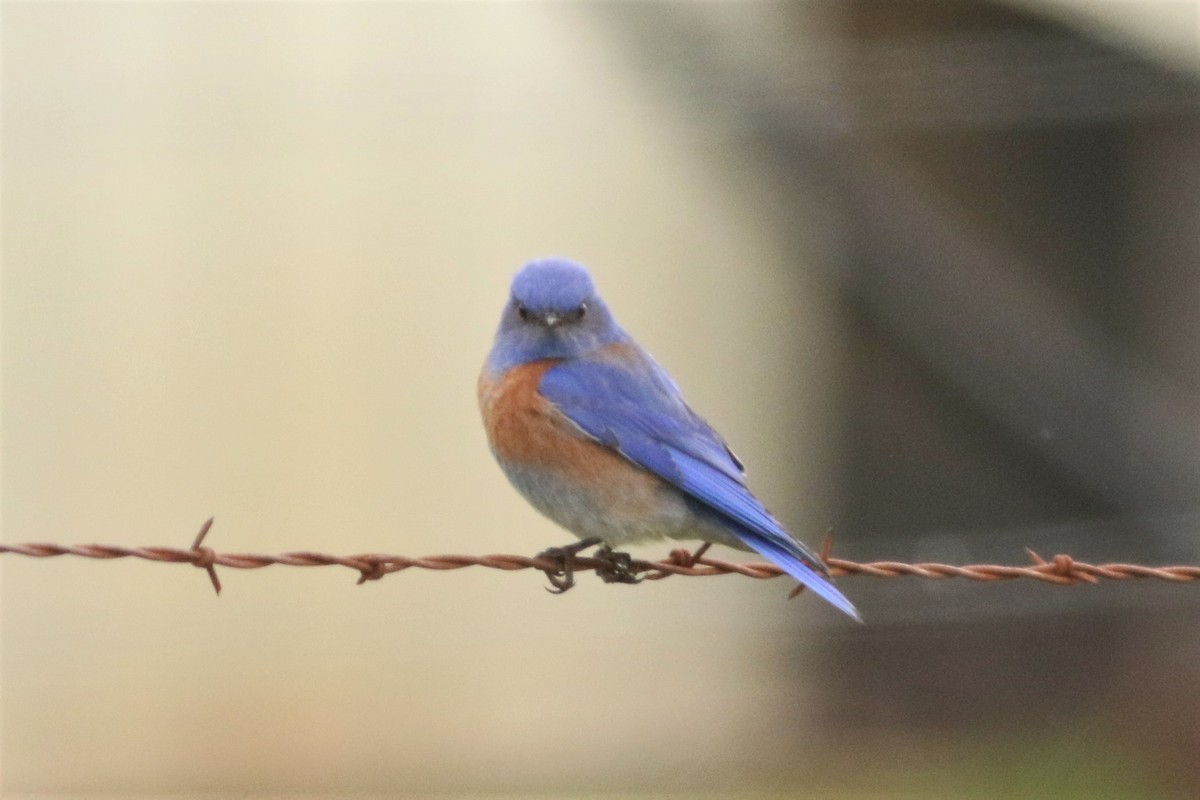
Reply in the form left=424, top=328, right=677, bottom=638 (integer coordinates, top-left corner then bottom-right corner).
left=2, top=518, right=1198, bottom=595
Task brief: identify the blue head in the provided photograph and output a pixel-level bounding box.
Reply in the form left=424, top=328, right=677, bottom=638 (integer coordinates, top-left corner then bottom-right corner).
left=486, top=258, right=627, bottom=372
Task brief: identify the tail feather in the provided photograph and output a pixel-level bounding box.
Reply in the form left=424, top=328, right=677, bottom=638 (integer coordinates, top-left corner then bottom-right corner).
left=741, top=532, right=863, bottom=622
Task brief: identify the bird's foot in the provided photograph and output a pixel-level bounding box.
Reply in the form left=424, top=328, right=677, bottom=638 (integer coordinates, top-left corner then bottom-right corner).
left=592, top=544, right=643, bottom=586
left=536, top=537, right=604, bottom=594
left=534, top=538, right=642, bottom=592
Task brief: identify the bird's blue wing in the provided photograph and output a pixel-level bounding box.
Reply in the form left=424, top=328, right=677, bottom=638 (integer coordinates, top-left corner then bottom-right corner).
left=539, top=353, right=860, bottom=620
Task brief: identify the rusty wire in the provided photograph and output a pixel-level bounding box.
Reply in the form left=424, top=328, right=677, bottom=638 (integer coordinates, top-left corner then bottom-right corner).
left=2, top=517, right=1199, bottom=596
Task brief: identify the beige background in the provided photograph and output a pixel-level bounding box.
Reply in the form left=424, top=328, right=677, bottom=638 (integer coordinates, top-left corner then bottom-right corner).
left=3, top=4, right=845, bottom=796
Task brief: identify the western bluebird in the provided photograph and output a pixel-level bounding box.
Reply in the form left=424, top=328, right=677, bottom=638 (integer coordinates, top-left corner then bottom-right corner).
left=478, top=257, right=859, bottom=620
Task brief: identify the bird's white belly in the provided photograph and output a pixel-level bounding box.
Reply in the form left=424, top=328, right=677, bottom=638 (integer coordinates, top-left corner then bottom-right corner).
left=500, top=462, right=698, bottom=546
left=498, top=462, right=748, bottom=553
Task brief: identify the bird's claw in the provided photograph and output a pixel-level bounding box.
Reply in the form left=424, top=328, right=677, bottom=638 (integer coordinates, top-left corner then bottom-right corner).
left=592, top=545, right=642, bottom=585
left=535, top=538, right=641, bottom=592
left=536, top=537, right=603, bottom=594
left=544, top=572, right=574, bottom=594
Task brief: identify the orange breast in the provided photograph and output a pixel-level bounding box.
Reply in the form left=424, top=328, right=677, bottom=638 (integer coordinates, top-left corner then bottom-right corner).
left=477, top=359, right=678, bottom=532
left=479, top=359, right=564, bottom=462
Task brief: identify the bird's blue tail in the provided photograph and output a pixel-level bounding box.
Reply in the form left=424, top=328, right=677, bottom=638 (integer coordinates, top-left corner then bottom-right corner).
left=742, top=532, right=862, bottom=622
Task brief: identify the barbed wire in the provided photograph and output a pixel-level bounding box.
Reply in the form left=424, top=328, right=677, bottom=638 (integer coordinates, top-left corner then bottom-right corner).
left=2, top=517, right=1199, bottom=597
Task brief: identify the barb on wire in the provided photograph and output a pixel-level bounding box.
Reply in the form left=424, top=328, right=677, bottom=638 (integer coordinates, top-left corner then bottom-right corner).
left=2, top=518, right=1199, bottom=596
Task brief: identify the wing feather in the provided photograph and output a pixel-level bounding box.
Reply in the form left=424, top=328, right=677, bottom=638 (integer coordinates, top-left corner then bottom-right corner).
left=539, top=353, right=860, bottom=620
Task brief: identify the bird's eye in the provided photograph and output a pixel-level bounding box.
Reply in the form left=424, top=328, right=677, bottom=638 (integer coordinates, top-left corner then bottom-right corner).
left=575, top=303, right=587, bottom=320
left=516, top=303, right=530, bottom=321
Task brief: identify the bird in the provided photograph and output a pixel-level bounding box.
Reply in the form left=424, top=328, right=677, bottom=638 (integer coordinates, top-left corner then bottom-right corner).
left=477, top=257, right=860, bottom=620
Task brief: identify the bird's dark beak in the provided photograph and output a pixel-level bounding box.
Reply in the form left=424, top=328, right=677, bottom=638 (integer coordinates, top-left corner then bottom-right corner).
left=540, top=312, right=562, bottom=328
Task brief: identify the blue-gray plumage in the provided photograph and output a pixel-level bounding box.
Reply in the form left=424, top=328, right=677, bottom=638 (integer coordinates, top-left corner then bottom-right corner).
left=479, top=257, right=860, bottom=620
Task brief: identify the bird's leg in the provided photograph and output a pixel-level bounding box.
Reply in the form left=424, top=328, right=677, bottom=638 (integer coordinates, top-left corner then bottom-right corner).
left=592, top=544, right=643, bottom=585
left=536, top=537, right=604, bottom=594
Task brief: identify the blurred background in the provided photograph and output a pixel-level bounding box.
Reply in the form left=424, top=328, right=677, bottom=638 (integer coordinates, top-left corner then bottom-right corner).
left=3, top=2, right=1199, bottom=797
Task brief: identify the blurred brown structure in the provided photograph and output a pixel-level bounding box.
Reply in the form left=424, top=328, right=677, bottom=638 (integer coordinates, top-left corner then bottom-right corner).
left=602, top=0, right=1200, bottom=792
